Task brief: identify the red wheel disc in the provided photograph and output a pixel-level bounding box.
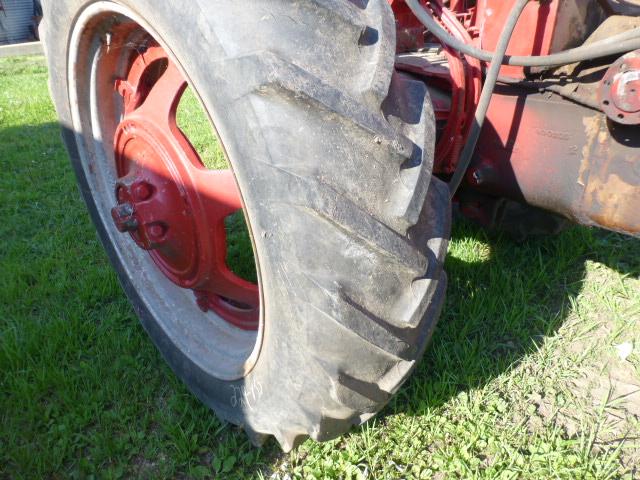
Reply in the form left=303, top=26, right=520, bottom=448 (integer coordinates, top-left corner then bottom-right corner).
left=110, top=43, right=259, bottom=330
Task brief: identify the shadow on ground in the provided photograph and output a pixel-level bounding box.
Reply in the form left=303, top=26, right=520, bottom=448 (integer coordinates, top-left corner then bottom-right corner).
left=388, top=218, right=640, bottom=418
left=2, top=122, right=639, bottom=477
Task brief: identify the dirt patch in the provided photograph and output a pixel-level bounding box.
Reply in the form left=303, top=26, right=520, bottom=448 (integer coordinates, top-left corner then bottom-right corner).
left=526, top=304, right=640, bottom=471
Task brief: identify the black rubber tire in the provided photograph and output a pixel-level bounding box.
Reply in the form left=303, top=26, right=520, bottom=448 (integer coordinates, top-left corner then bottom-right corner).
left=42, top=0, right=451, bottom=450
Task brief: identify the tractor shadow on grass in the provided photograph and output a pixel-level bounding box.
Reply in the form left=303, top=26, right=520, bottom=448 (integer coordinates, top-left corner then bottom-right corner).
left=4, top=120, right=639, bottom=476
left=380, top=218, right=640, bottom=424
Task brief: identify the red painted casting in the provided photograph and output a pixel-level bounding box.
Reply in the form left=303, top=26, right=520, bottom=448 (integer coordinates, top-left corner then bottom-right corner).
left=111, top=44, right=259, bottom=330
left=431, top=1, right=481, bottom=174
left=388, top=0, right=426, bottom=52
left=477, top=0, right=560, bottom=78
left=387, top=1, right=640, bottom=237
left=394, top=0, right=482, bottom=174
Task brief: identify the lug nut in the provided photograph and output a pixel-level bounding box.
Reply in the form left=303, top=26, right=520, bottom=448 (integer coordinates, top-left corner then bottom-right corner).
left=148, top=223, right=167, bottom=240
left=111, top=203, right=138, bottom=233
left=132, top=181, right=153, bottom=201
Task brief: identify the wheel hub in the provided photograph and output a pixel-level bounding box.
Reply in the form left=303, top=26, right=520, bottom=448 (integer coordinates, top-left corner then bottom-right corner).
left=114, top=119, right=201, bottom=276
left=110, top=43, right=259, bottom=330
left=599, top=50, right=640, bottom=125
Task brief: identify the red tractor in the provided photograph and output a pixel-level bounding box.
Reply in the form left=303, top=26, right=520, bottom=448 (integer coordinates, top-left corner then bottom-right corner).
left=40, top=0, right=640, bottom=450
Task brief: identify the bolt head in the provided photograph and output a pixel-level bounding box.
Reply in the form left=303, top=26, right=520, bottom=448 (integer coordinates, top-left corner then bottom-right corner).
left=111, top=203, right=138, bottom=233
left=148, top=223, right=167, bottom=240
left=132, top=182, right=153, bottom=201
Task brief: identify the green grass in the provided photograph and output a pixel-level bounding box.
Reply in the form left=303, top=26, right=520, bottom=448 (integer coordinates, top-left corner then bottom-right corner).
left=1, top=55, right=640, bottom=479
left=177, top=85, right=257, bottom=283
left=177, top=87, right=227, bottom=170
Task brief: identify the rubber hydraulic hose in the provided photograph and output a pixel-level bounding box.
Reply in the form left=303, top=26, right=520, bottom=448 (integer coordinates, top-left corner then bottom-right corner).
left=406, top=0, right=640, bottom=67
left=497, top=76, right=601, bottom=110
left=448, top=0, right=530, bottom=196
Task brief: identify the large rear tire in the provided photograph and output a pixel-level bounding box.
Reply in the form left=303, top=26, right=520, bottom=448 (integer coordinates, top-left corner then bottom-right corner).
left=42, top=0, right=451, bottom=450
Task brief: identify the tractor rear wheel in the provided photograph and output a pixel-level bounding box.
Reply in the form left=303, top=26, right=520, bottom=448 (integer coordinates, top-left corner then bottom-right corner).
left=41, top=0, right=450, bottom=449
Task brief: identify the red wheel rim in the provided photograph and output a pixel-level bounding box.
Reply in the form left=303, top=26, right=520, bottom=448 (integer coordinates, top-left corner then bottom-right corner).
left=110, top=43, right=259, bottom=330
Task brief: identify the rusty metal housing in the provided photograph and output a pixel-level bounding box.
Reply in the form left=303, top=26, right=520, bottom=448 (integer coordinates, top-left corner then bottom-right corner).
left=392, top=0, right=640, bottom=237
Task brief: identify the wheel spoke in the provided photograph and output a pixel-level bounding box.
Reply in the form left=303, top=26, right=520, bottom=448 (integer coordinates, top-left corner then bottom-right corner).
left=205, top=268, right=260, bottom=308
left=115, top=45, right=169, bottom=113
left=190, top=168, right=243, bottom=221
left=189, top=168, right=257, bottom=306
left=136, top=60, right=187, bottom=122
left=112, top=43, right=259, bottom=330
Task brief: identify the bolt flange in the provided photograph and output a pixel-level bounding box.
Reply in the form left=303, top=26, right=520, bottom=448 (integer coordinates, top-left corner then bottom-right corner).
left=599, top=50, right=640, bottom=125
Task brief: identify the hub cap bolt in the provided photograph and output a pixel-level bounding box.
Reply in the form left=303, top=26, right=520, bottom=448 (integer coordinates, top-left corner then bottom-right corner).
left=111, top=203, right=138, bottom=233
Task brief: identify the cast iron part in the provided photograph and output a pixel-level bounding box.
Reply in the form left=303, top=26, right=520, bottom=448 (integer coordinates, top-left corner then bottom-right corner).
left=393, top=1, right=639, bottom=237
left=110, top=43, right=260, bottom=330
left=465, top=86, right=640, bottom=237
left=599, top=50, right=640, bottom=126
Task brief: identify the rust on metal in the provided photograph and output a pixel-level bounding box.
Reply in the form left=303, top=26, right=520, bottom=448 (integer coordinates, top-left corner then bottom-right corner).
left=580, top=115, right=640, bottom=234
left=599, top=50, right=640, bottom=125
left=389, top=0, right=639, bottom=236
left=465, top=88, right=640, bottom=237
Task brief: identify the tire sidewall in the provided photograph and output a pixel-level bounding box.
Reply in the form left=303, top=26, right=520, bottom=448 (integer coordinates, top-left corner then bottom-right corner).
left=42, top=0, right=306, bottom=430
left=42, top=0, right=450, bottom=445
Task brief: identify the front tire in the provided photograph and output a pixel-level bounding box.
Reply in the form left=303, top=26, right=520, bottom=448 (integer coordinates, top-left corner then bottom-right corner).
left=42, top=0, right=451, bottom=450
